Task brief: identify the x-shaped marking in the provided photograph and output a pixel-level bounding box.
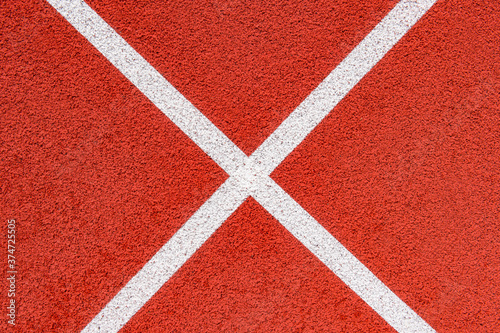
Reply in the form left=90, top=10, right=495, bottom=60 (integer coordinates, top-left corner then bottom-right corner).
left=48, top=0, right=438, bottom=332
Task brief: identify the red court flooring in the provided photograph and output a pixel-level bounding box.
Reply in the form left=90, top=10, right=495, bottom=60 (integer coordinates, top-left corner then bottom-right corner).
left=1, top=0, right=499, bottom=332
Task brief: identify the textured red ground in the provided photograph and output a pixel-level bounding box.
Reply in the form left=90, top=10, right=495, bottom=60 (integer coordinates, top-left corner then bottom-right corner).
left=85, top=0, right=399, bottom=156
left=273, top=1, right=500, bottom=332
left=1, top=0, right=499, bottom=332
left=121, top=199, right=395, bottom=332
left=1, top=1, right=227, bottom=332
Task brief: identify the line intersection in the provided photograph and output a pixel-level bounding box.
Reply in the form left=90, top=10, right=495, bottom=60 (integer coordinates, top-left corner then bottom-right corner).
left=46, top=0, right=438, bottom=332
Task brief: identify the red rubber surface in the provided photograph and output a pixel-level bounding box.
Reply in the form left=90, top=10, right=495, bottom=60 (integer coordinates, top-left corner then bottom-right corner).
left=274, top=1, right=500, bottom=331
left=84, top=0, right=399, bottom=155
left=1, top=0, right=499, bottom=332
left=1, top=1, right=226, bottom=332
left=121, top=199, right=395, bottom=332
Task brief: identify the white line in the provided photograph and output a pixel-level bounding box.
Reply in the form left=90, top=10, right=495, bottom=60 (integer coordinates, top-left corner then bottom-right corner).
left=45, top=0, right=438, bottom=332
left=46, top=0, right=247, bottom=177
left=251, top=0, right=437, bottom=175
left=252, top=178, right=435, bottom=333
left=81, top=177, right=249, bottom=333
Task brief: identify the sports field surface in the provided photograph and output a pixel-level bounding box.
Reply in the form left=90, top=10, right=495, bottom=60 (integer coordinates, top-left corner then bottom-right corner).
left=1, top=0, right=499, bottom=332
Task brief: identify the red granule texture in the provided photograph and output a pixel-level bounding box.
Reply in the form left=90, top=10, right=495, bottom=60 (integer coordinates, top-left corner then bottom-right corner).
left=1, top=0, right=499, bottom=332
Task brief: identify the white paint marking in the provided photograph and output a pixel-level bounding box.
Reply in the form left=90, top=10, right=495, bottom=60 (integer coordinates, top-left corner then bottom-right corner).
left=251, top=0, right=438, bottom=174
left=46, top=0, right=247, bottom=177
left=252, top=177, right=434, bottom=333
left=82, top=177, right=249, bottom=333
left=46, top=0, right=438, bottom=332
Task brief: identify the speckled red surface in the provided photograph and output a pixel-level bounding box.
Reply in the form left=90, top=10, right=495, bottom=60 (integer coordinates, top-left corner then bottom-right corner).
left=1, top=0, right=499, bottom=332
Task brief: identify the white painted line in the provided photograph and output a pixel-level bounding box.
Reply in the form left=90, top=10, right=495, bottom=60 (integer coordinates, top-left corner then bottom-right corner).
left=45, top=0, right=247, bottom=177
left=46, top=0, right=438, bottom=332
left=250, top=0, right=438, bottom=175
left=252, top=177, right=435, bottom=333
left=81, top=177, right=249, bottom=333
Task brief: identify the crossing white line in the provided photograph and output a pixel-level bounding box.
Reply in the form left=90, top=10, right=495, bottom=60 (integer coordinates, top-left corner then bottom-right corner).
left=252, top=177, right=434, bottom=333
left=46, top=0, right=247, bottom=177
left=46, top=0, right=438, bottom=332
left=250, top=0, right=438, bottom=175
left=82, top=177, right=249, bottom=333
